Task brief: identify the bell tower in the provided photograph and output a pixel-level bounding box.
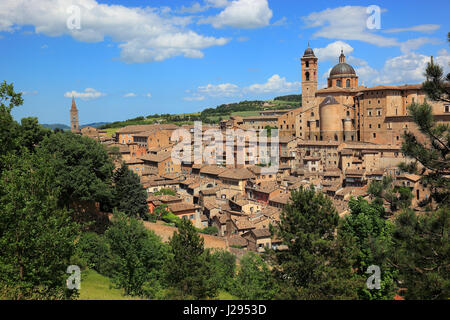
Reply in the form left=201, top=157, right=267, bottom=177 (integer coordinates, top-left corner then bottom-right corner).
left=70, top=97, right=79, bottom=133
left=301, top=43, right=318, bottom=109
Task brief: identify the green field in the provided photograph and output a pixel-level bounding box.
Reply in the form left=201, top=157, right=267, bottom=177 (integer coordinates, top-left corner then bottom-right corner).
left=78, top=269, right=141, bottom=300
left=78, top=269, right=236, bottom=300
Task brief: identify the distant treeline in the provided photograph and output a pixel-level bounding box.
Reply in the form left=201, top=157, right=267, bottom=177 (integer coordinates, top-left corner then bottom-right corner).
left=274, top=94, right=302, bottom=102
left=201, top=100, right=265, bottom=117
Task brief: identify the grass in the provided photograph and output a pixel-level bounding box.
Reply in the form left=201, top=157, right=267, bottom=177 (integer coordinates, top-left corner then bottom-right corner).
left=215, top=290, right=237, bottom=300
left=78, top=269, right=141, bottom=300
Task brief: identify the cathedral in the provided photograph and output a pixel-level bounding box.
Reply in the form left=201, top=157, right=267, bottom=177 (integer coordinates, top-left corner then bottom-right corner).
left=278, top=45, right=449, bottom=146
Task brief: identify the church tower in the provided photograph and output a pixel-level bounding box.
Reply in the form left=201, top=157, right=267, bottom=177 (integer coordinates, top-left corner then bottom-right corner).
left=301, top=44, right=318, bottom=109
left=70, top=97, right=79, bottom=133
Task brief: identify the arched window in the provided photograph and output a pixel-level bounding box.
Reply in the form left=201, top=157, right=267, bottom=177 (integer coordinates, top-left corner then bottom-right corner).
left=305, top=61, right=309, bottom=68
left=305, top=72, right=310, bottom=81
left=337, top=79, right=342, bottom=87
left=346, top=79, right=351, bottom=87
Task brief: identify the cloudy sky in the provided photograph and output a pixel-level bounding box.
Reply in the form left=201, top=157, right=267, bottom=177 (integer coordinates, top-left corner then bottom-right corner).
left=1, top=0, right=449, bottom=125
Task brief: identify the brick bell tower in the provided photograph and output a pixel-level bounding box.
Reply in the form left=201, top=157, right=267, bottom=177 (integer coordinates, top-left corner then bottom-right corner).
left=301, top=43, right=318, bottom=109
left=70, top=96, right=79, bottom=133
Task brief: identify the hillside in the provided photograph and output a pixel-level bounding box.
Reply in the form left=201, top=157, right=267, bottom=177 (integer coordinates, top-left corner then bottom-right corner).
left=98, top=94, right=302, bottom=134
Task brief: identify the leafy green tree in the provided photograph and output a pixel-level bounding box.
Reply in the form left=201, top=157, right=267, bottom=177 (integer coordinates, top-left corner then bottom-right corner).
left=36, top=132, right=115, bottom=208
left=0, top=81, right=22, bottom=170
left=165, top=219, right=217, bottom=299
left=112, top=163, right=148, bottom=219
left=76, top=232, right=114, bottom=276
left=209, top=249, right=236, bottom=292
left=0, top=152, right=79, bottom=299
left=368, top=175, right=413, bottom=212
left=392, top=208, right=449, bottom=299
left=18, top=117, right=51, bottom=153
left=270, top=187, right=362, bottom=299
left=340, top=197, right=397, bottom=299
left=232, top=252, right=276, bottom=300
left=104, top=212, right=167, bottom=297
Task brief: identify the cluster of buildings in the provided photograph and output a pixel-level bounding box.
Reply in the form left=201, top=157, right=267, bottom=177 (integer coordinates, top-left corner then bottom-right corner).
left=69, top=45, right=449, bottom=253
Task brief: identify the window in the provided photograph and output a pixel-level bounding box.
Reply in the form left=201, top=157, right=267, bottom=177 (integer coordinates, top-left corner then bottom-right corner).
left=373, top=133, right=376, bottom=138
left=445, top=105, right=450, bottom=113
left=346, top=79, right=350, bottom=88
left=337, top=80, right=342, bottom=87
left=305, top=61, right=309, bottom=68
left=346, top=111, right=350, bottom=116
left=305, top=72, right=310, bottom=81
left=378, top=124, right=381, bottom=129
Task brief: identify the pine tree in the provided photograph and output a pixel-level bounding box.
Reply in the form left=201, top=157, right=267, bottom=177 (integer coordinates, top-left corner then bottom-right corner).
left=270, top=187, right=362, bottom=299
left=164, top=219, right=217, bottom=299
left=112, top=163, right=149, bottom=219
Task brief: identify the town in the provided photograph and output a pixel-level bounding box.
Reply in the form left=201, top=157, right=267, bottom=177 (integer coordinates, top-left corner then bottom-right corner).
left=71, top=46, right=448, bottom=254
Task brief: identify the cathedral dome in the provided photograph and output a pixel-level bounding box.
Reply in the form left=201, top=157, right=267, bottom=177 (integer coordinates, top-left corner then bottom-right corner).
left=330, top=63, right=356, bottom=77
left=329, top=50, right=356, bottom=77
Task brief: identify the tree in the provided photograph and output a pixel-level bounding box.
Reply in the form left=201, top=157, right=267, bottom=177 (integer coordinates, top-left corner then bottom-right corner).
left=368, top=175, right=413, bottom=212
left=0, top=152, right=79, bottom=299
left=392, top=208, right=449, bottom=299
left=36, top=132, right=115, bottom=208
left=421, top=35, right=449, bottom=103
left=270, top=187, right=362, bottom=299
left=164, top=219, right=217, bottom=299
left=104, top=212, right=167, bottom=297
left=18, top=117, right=51, bottom=153
left=340, top=197, right=397, bottom=299
left=112, top=163, right=148, bottom=219
left=399, top=35, right=450, bottom=206
left=232, top=252, right=276, bottom=300
left=0, top=81, right=22, bottom=171
left=76, top=232, right=114, bottom=276
left=209, top=250, right=236, bottom=292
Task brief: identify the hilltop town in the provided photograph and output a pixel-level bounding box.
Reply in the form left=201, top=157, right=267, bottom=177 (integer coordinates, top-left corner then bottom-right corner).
left=71, top=46, right=449, bottom=253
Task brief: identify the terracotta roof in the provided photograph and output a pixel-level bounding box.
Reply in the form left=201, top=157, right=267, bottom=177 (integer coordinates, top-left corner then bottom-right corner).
left=200, top=165, right=227, bottom=176
left=234, top=218, right=256, bottom=230
left=345, top=169, right=366, bottom=176
left=168, top=202, right=200, bottom=213
left=219, top=168, right=255, bottom=180
left=269, top=193, right=290, bottom=205
left=140, top=151, right=172, bottom=163
left=251, top=228, right=271, bottom=239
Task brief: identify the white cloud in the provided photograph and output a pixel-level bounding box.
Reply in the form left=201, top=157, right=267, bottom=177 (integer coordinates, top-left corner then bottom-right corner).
left=124, top=93, right=136, bottom=97
left=272, top=17, right=287, bottom=27
left=383, top=24, right=440, bottom=34
left=373, top=50, right=450, bottom=85
left=237, top=36, right=249, bottom=42
left=303, top=6, right=399, bottom=47
left=64, top=88, right=106, bottom=100
left=41, top=44, right=48, bottom=49
left=199, top=0, right=273, bottom=29
left=0, top=0, right=230, bottom=63
left=313, top=41, right=354, bottom=62
left=198, top=83, right=241, bottom=97
left=21, top=90, right=38, bottom=95
left=186, top=74, right=299, bottom=100
left=145, top=93, right=152, bottom=98
left=184, top=95, right=206, bottom=101
left=245, top=74, right=299, bottom=94
left=399, top=37, right=441, bottom=54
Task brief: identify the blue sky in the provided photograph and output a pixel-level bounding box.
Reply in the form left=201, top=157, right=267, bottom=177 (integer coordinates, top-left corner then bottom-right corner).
left=1, top=0, right=449, bottom=125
